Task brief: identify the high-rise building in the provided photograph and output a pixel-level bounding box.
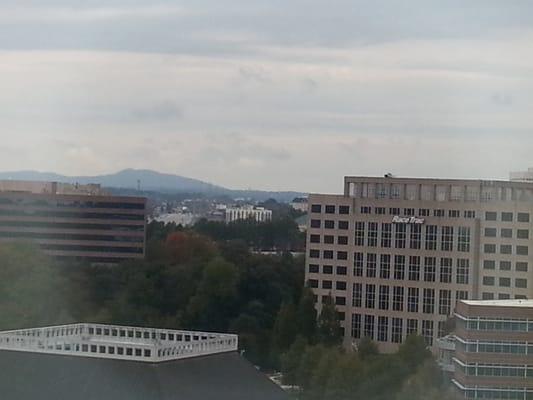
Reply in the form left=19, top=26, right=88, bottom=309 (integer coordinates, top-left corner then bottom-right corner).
left=0, top=180, right=147, bottom=263
left=305, top=176, right=533, bottom=352
left=443, top=299, right=533, bottom=399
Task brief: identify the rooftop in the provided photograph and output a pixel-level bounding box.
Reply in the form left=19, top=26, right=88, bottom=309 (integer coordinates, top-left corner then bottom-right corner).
left=461, top=299, right=533, bottom=308
left=0, top=323, right=238, bottom=363
left=0, top=180, right=106, bottom=195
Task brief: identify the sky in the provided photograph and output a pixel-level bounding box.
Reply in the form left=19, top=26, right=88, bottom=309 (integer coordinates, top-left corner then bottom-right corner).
left=1, top=1, right=532, bottom=193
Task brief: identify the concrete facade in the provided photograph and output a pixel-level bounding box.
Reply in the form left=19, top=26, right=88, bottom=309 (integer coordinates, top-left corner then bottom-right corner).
left=305, top=176, right=533, bottom=353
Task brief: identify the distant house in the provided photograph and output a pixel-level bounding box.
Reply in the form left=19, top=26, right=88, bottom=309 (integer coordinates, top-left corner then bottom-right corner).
left=0, top=323, right=288, bottom=400
left=225, top=206, right=272, bottom=223
left=295, top=214, right=308, bottom=232
left=290, top=197, right=308, bottom=212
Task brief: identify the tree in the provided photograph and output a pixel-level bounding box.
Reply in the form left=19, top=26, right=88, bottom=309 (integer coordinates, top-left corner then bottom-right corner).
left=271, top=302, right=298, bottom=356
left=397, top=334, right=432, bottom=372
left=281, top=336, right=308, bottom=385
left=357, top=336, right=379, bottom=360
left=296, top=286, right=317, bottom=342
left=316, top=297, right=343, bottom=346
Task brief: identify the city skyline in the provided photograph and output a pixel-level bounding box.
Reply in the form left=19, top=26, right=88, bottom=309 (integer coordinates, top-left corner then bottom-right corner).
left=1, top=1, right=533, bottom=192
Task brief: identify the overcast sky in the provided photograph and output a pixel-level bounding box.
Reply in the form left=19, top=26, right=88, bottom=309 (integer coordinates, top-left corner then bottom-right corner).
left=1, top=1, right=532, bottom=192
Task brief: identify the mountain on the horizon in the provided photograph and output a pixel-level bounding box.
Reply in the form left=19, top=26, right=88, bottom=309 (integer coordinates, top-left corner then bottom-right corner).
left=0, top=169, right=304, bottom=202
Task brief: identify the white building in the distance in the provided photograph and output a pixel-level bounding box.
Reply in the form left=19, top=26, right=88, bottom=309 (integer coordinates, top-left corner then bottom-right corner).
left=510, top=167, right=533, bottom=182
left=225, top=206, right=272, bottom=223
left=290, top=197, right=308, bottom=212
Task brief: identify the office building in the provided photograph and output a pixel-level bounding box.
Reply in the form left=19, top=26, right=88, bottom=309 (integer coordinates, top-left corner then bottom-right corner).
left=305, top=176, right=533, bottom=352
left=0, top=323, right=287, bottom=400
left=225, top=206, right=272, bottom=223
left=445, top=300, right=533, bottom=399
left=0, top=180, right=146, bottom=263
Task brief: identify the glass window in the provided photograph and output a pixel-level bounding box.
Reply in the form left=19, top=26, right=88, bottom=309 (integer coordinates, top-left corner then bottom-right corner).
left=310, top=234, right=320, bottom=243
left=354, top=252, right=364, bottom=276
left=422, top=288, right=435, bottom=314
left=379, top=285, right=389, bottom=310
left=458, top=227, right=471, bottom=252
left=440, top=258, right=452, bottom=283
left=393, top=286, right=404, bottom=311
left=311, top=204, right=322, bottom=213
left=499, top=261, right=511, bottom=271
left=365, top=284, right=376, bottom=309
left=381, top=223, right=392, bottom=247
left=351, top=314, right=361, bottom=338
left=380, top=254, right=391, bottom=279
left=408, top=256, right=420, bottom=281
left=368, top=222, right=378, bottom=247
left=377, top=316, right=388, bottom=342
left=325, top=205, right=335, bottom=214
left=324, top=220, right=335, bottom=229
left=515, top=278, right=527, bottom=288
left=339, top=206, right=350, bottom=214
left=517, top=212, right=530, bottom=223
left=352, top=283, right=362, bottom=307
left=425, top=225, right=437, bottom=250
left=355, top=222, right=365, bottom=246
left=324, top=235, right=334, bottom=244
left=439, top=289, right=451, bottom=315
left=421, top=320, right=434, bottom=346
left=424, top=257, right=436, bottom=282
left=517, top=229, right=529, bottom=239
left=410, top=224, right=421, bottom=249
left=501, top=228, right=513, bottom=238
left=391, top=318, right=403, bottom=343
left=395, top=223, right=406, bottom=248
left=336, top=266, right=347, bottom=275
left=483, top=276, right=495, bottom=286
left=516, top=262, right=528, bottom=272
left=338, top=220, right=349, bottom=230
left=484, top=227, right=497, bottom=237
left=407, top=287, right=419, bottom=313
left=310, top=219, right=321, bottom=228
left=517, top=245, right=529, bottom=256
left=483, top=260, right=495, bottom=269
left=485, top=211, right=497, bottom=221
left=323, top=265, right=333, bottom=274
left=457, top=259, right=469, bottom=284
left=394, top=255, right=405, bottom=280
left=499, top=277, right=511, bottom=287
left=441, top=226, right=454, bottom=251
left=501, top=212, right=513, bottom=222
left=364, top=315, right=375, bottom=339
left=365, top=253, right=377, bottom=278
left=308, top=264, right=319, bottom=273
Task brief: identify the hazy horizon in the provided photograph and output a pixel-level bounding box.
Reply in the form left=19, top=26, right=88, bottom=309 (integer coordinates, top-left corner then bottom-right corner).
left=1, top=1, right=532, bottom=192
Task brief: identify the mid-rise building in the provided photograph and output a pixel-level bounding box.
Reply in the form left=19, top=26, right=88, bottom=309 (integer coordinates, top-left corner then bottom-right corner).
left=225, top=206, right=272, bottom=224
left=290, top=197, right=309, bottom=213
left=446, top=300, right=533, bottom=399
left=305, top=176, right=533, bottom=352
left=0, top=180, right=147, bottom=263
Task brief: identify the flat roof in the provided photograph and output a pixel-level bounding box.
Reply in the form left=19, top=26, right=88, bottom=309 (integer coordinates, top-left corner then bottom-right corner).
left=343, top=175, right=533, bottom=188
left=461, top=299, right=533, bottom=308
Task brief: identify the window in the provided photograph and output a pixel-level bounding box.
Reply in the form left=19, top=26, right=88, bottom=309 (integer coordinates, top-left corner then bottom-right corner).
left=337, top=251, right=348, bottom=260
left=439, top=289, right=451, bottom=315
left=352, top=283, right=362, bottom=307
left=482, top=292, right=494, bottom=300
left=391, top=318, right=403, bottom=343
left=517, top=229, right=529, bottom=239
left=501, top=228, right=513, bottom=238
left=322, top=280, right=332, bottom=289
left=456, top=290, right=468, bottom=301
left=310, top=234, right=324, bottom=244
left=407, top=319, right=418, bottom=336
left=308, top=264, right=319, bottom=273
left=377, top=316, right=389, bottom=342
left=381, top=223, right=392, bottom=247
left=410, top=224, right=421, bottom=249
left=485, top=211, right=497, bottom=221
left=424, top=257, right=436, bottom=282
left=484, top=244, right=496, bottom=254
left=517, top=245, right=529, bottom=256
left=310, top=219, right=321, bottom=228
left=309, top=249, right=320, bottom=258
left=516, top=278, right=527, bottom=288
left=366, top=253, right=377, bottom=277
left=337, top=235, right=348, bottom=245
left=518, top=212, right=530, bottom=223
left=336, top=265, right=347, bottom=275
left=365, top=284, right=376, bottom=309
left=422, top=288, right=435, bottom=314
left=516, top=262, right=528, bottom=272
left=364, top=315, right=375, bottom=339
left=351, top=314, right=361, bottom=338
left=419, top=208, right=430, bottom=217
left=375, top=207, right=386, bottom=215
left=499, top=261, right=511, bottom=271
left=338, top=220, right=349, bottom=230
left=458, top=227, right=471, bottom=252
left=325, top=205, right=335, bottom=214
left=457, top=259, right=470, bottom=284
left=379, top=285, right=389, bottom=310
left=425, top=225, right=437, bottom=250
left=464, top=210, right=476, bottom=219
left=501, top=212, right=513, bottom=222
left=441, top=226, right=454, bottom=251
left=484, top=227, right=497, bottom=237
left=483, top=276, right=495, bottom=286
left=323, top=250, right=333, bottom=259
left=433, top=209, right=445, bottom=217
left=308, top=279, right=318, bottom=288
left=500, top=245, right=512, bottom=255
left=422, top=320, right=434, bottom=346
left=408, top=256, right=420, bottom=281
left=380, top=254, right=391, bottom=279
left=324, top=235, right=334, bottom=244
left=390, top=207, right=400, bottom=215
left=335, top=296, right=346, bottom=305
left=394, top=255, right=405, bottom=280
left=499, top=277, right=511, bottom=287
left=498, top=293, right=510, bottom=300
left=448, top=210, right=460, bottom=218
left=323, top=265, right=333, bottom=274
left=393, top=286, right=404, bottom=311
left=361, top=206, right=372, bottom=214
left=354, top=252, right=364, bottom=276
left=395, top=224, right=406, bottom=248
left=311, top=204, right=322, bottom=213
left=407, top=287, right=419, bottom=313
left=404, top=208, right=415, bottom=216
left=368, top=222, right=378, bottom=247
left=324, top=220, right=335, bottom=229
left=339, top=205, right=350, bottom=214
left=354, top=222, right=365, bottom=246
left=440, top=258, right=452, bottom=283
left=483, top=260, right=495, bottom=270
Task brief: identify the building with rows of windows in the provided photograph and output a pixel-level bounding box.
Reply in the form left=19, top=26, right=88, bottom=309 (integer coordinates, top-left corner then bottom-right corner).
left=440, top=299, right=533, bottom=400
left=305, top=176, right=533, bottom=352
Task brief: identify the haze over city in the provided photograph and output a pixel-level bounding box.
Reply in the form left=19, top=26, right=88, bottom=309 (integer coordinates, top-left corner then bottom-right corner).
left=1, top=0, right=532, bottom=192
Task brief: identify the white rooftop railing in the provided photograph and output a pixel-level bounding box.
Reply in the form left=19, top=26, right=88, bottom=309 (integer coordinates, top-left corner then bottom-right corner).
left=0, top=323, right=238, bottom=363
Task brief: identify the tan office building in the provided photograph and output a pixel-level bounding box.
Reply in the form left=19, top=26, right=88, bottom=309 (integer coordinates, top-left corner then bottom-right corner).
left=0, top=180, right=146, bottom=263
left=452, top=299, right=533, bottom=399
left=305, top=176, right=533, bottom=352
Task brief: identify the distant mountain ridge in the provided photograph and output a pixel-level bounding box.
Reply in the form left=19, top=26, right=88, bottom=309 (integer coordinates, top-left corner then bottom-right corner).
left=0, top=169, right=304, bottom=202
